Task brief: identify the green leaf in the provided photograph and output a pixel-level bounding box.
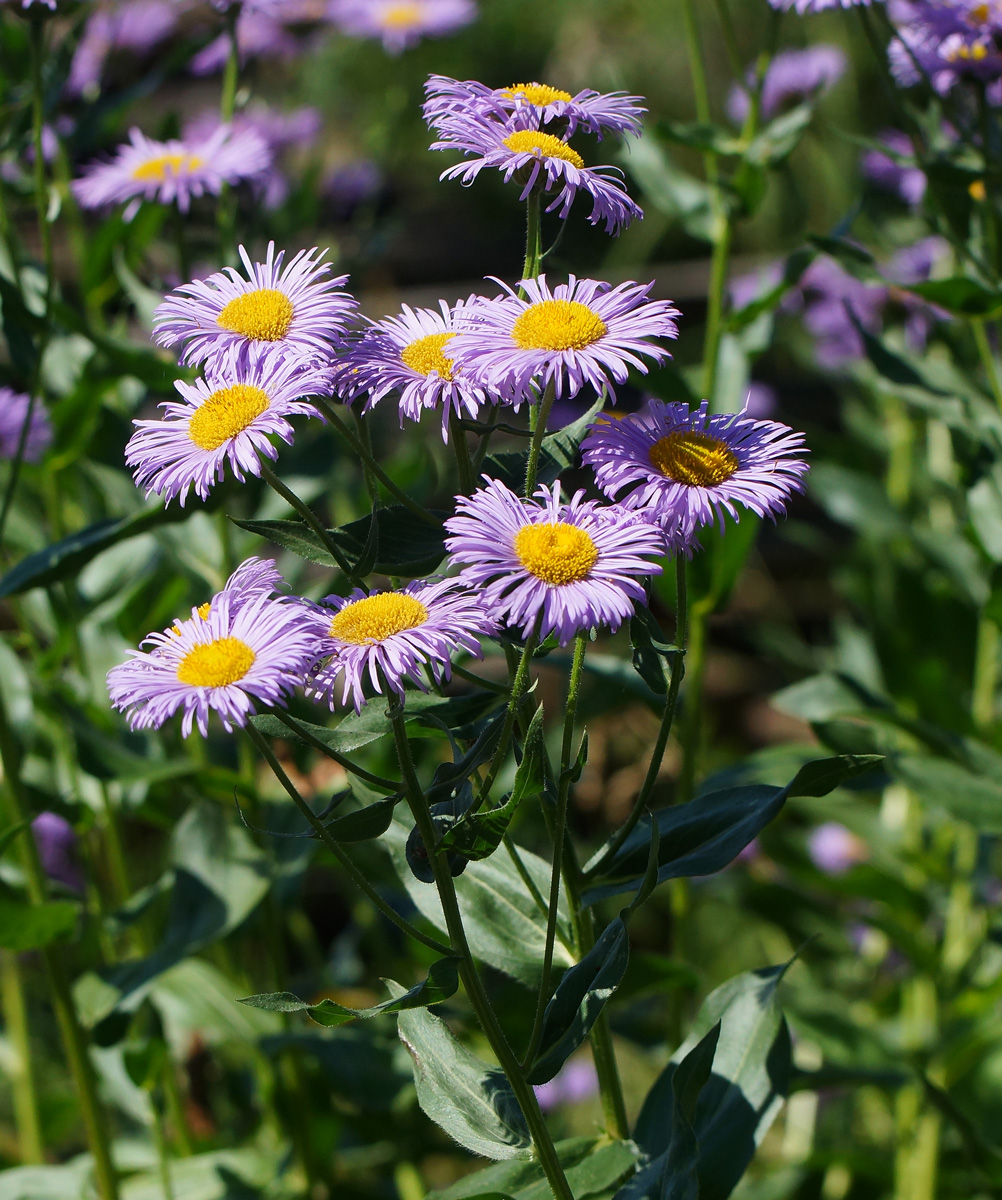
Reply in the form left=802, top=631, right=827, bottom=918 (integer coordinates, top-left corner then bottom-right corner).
left=540, top=395, right=605, bottom=472
left=631, top=964, right=792, bottom=1200
left=251, top=712, right=389, bottom=757
left=847, top=313, right=948, bottom=393
left=0, top=821, right=28, bottom=858
left=658, top=119, right=746, bottom=156
left=0, top=506, right=183, bottom=598
left=229, top=518, right=335, bottom=566
left=784, top=754, right=884, bottom=797
left=662, top=1024, right=721, bottom=1200
left=239, top=957, right=461, bottom=1026
left=893, top=756, right=1002, bottom=831
left=324, top=794, right=400, bottom=842
left=630, top=605, right=679, bottom=696
left=397, top=998, right=532, bottom=1161
left=905, top=276, right=1002, bottom=317
left=0, top=895, right=78, bottom=951
left=528, top=916, right=630, bottom=1085
left=746, top=102, right=815, bottom=166
left=771, top=671, right=883, bottom=723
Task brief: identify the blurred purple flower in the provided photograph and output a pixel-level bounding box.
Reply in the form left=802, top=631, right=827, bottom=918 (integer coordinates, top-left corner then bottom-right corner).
left=32, top=813, right=84, bottom=893
left=768, top=0, right=876, bottom=10
left=889, top=0, right=1002, bottom=95
left=327, top=0, right=476, bottom=53
left=808, top=822, right=868, bottom=875
left=0, top=388, right=52, bottom=462
left=862, top=130, right=927, bottom=206
left=68, top=0, right=195, bottom=97
left=192, top=10, right=300, bottom=74
left=727, top=45, right=847, bottom=125
left=323, top=159, right=384, bottom=219
left=744, top=382, right=778, bottom=418
left=534, top=1058, right=599, bottom=1112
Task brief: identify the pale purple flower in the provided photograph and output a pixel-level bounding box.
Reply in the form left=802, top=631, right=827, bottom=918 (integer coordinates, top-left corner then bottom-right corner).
left=744, top=382, right=778, bottom=418
left=107, top=588, right=316, bottom=738
left=446, top=275, right=679, bottom=410
left=768, top=0, right=876, bottom=10
left=431, top=108, right=641, bottom=235
left=32, top=813, right=83, bottom=893
left=334, top=297, right=488, bottom=439
left=808, top=822, right=868, bottom=875
left=444, top=479, right=667, bottom=645
left=153, top=242, right=356, bottom=369
left=423, top=75, right=645, bottom=140
left=304, top=578, right=494, bottom=713
left=862, top=130, right=927, bottom=206
left=327, top=0, right=476, bottom=53
left=0, top=388, right=51, bottom=462
left=191, top=9, right=300, bottom=75
left=581, top=399, right=809, bottom=536
left=166, top=557, right=287, bottom=635
left=72, top=125, right=271, bottom=220
left=889, top=1, right=1002, bottom=94
left=727, top=45, right=847, bottom=125
left=125, top=346, right=330, bottom=506
left=534, top=1059, right=599, bottom=1112
left=4, top=0, right=58, bottom=10
left=68, top=0, right=192, bottom=97
left=324, top=159, right=383, bottom=220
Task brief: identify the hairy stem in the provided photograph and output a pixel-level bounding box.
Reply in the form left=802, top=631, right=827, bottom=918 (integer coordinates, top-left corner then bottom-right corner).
left=524, top=379, right=557, bottom=499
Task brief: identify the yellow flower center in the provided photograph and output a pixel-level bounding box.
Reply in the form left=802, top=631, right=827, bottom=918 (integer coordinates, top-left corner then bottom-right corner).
left=400, top=332, right=456, bottom=380
left=971, top=179, right=988, bottom=201
left=511, top=299, right=608, bottom=352
left=380, top=2, right=421, bottom=27
left=648, top=432, right=739, bottom=487
left=329, top=592, right=429, bottom=644
left=969, top=3, right=991, bottom=24
left=217, top=288, right=295, bottom=342
left=132, top=153, right=204, bottom=182
left=501, top=130, right=584, bottom=169
left=502, top=82, right=573, bottom=106
left=187, top=384, right=271, bottom=451
left=514, top=521, right=599, bottom=586
left=176, top=636, right=256, bottom=687
left=171, top=601, right=212, bottom=637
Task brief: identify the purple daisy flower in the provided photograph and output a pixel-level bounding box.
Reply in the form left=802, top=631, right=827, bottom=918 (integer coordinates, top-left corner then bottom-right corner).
left=889, top=1, right=1002, bottom=94
left=125, top=346, right=330, bottom=506
left=447, top=275, right=679, bottom=410
left=304, top=578, right=494, bottom=713
left=0, top=388, right=51, bottom=462
left=581, top=399, right=809, bottom=535
left=191, top=9, right=300, bottom=75
left=768, top=0, right=875, bottom=10
left=444, top=478, right=667, bottom=645
left=422, top=75, right=645, bottom=140
left=862, top=129, right=927, bottom=206
left=167, top=557, right=287, bottom=635
left=153, top=242, right=356, bottom=369
left=72, top=125, right=271, bottom=221
left=808, top=822, right=869, bottom=875
left=107, top=589, right=316, bottom=738
left=431, top=108, right=641, bottom=235
left=727, top=45, right=847, bottom=125
left=334, top=297, right=488, bottom=439
left=32, top=813, right=84, bottom=893
left=326, top=0, right=476, bottom=53
left=68, top=0, right=193, bottom=98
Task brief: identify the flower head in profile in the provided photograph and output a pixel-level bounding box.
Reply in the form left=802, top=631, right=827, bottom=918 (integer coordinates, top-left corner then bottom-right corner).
left=72, top=125, right=271, bottom=220
left=167, top=557, right=287, bottom=635
left=305, top=579, right=494, bottom=712
left=581, top=399, right=809, bottom=536
left=727, top=45, right=846, bottom=125
left=327, top=0, right=476, bottom=54
left=334, top=297, right=488, bottom=439
left=861, top=130, right=927, bottom=206
left=108, top=587, right=316, bottom=737
left=447, top=275, right=679, bottom=409
left=423, top=75, right=645, bottom=140
left=154, top=242, right=356, bottom=369
left=125, top=347, right=330, bottom=505
left=431, top=109, right=641, bottom=234
left=444, top=478, right=667, bottom=644
left=0, top=387, right=51, bottom=462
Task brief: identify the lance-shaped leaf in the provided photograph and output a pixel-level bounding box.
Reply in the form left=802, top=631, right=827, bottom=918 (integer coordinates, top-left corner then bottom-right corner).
left=527, top=917, right=630, bottom=1085
left=630, top=605, right=679, bottom=697
left=438, top=707, right=547, bottom=861
left=397, top=997, right=532, bottom=1161
left=251, top=713, right=389, bottom=757
left=784, top=753, right=884, bottom=797
left=630, top=963, right=792, bottom=1200
left=238, top=957, right=460, bottom=1027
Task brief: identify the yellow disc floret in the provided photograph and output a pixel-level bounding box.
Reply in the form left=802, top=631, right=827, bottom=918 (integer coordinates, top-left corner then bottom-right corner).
left=176, top=637, right=256, bottom=687
left=217, top=288, right=295, bottom=342
left=380, top=2, right=421, bottom=27
left=187, top=384, right=271, bottom=451
left=401, top=332, right=456, bottom=379
left=514, top=521, right=599, bottom=585
left=511, top=299, right=608, bottom=352
left=133, top=153, right=203, bottom=182
left=502, top=82, right=573, bottom=106
left=501, top=130, right=584, bottom=169
left=648, top=432, right=739, bottom=487
left=330, top=593, right=429, bottom=644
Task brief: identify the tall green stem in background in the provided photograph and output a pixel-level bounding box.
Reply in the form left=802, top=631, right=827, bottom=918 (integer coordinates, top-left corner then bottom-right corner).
left=0, top=950, right=43, bottom=1164
left=217, top=2, right=241, bottom=265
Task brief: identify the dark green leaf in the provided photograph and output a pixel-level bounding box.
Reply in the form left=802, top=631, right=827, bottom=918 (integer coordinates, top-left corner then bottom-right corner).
left=0, top=895, right=78, bottom=951
left=905, top=276, right=1002, bottom=317
left=784, top=754, right=884, bottom=797
left=397, top=998, right=532, bottom=1160
left=848, top=315, right=949, bottom=393
left=808, top=236, right=877, bottom=273
left=630, top=605, right=679, bottom=696
left=0, top=274, right=40, bottom=381
left=528, top=917, right=630, bottom=1085
left=324, top=795, right=399, bottom=842
left=893, top=756, right=1002, bottom=831
left=0, top=821, right=28, bottom=858
left=251, top=712, right=389, bottom=757
left=540, top=395, right=605, bottom=473
left=230, top=518, right=335, bottom=567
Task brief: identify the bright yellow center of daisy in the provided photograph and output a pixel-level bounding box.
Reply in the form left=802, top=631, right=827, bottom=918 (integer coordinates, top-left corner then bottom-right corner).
left=401, top=332, right=456, bottom=380
left=514, top=522, right=599, bottom=585
left=132, top=153, right=203, bottom=182
left=176, top=636, right=256, bottom=687
left=501, top=130, right=584, bottom=169
left=380, top=2, right=421, bottom=27
left=649, top=432, right=739, bottom=487
left=171, top=601, right=212, bottom=637
left=330, top=593, right=429, bottom=644
left=217, top=288, right=295, bottom=342
left=188, top=384, right=270, bottom=451
left=511, top=299, right=608, bottom=352
left=969, top=3, right=991, bottom=24
left=502, top=82, right=573, bottom=106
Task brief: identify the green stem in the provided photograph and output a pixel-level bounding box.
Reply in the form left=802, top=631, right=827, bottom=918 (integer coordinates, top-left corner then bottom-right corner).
left=258, top=462, right=360, bottom=583
left=676, top=582, right=709, bottom=807
left=271, top=710, right=399, bottom=791
left=354, top=409, right=380, bottom=509
left=389, top=705, right=575, bottom=1200
left=522, top=634, right=587, bottom=1070
left=524, top=379, right=557, bottom=499
left=711, top=0, right=746, bottom=93
left=972, top=321, right=1002, bottom=412
left=477, top=630, right=540, bottom=804
left=522, top=191, right=542, bottom=284
left=245, top=723, right=453, bottom=957
left=151, top=1095, right=175, bottom=1200
left=577, top=905, right=630, bottom=1139
left=450, top=413, right=476, bottom=494
left=220, top=4, right=240, bottom=122
left=311, top=396, right=441, bottom=525
left=0, top=950, right=44, bottom=1164
left=0, top=691, right=119, bottom=1199
left=972, top=613, right=1000, bottom=733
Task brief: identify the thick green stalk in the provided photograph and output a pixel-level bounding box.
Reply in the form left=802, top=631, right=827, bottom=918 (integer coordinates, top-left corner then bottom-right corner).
left=972, top=321, right=1002, bottom=412
left=522, top=191, right=542, bottom=283
left=972, top=614, right=1000, bottom=732
left=220, top=4, right=240, bottom=122
left=524, top=379, right=557, bottom=499
left=676, top=589, right=710, bottom=806
left=0, top=950, right=43, bottom=1164
left=258, top=462, right=361, bottom=583
left=0, top=692, right=119, bottom=1199
left=389, top=707, right=575, bottom=1200
left=449, top=413, right=476, bottom=494
left=477, top=629, right=540, bottom=804
left=271, top=711, right=398, bottom=791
